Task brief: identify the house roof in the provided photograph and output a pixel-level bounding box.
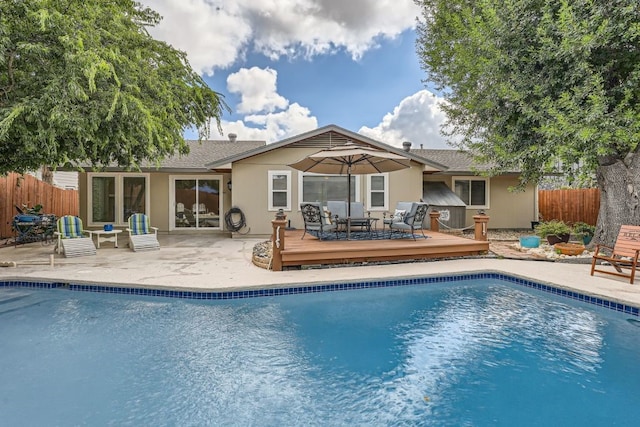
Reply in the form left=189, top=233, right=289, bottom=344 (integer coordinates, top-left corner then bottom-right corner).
left=78, top=139, right=266, bottom=172
left=205, top=124, right=448, bottom=172
left=410, top=148, right=519, bottom=174
left=159, top=139, right=265, bottom=171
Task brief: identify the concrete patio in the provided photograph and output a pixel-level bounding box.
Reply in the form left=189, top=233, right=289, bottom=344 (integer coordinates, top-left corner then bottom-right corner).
left=1, top=233, right=639, bottom=309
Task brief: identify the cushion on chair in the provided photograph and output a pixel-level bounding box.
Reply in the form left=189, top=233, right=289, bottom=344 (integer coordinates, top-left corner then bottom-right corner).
left=327, top=201, right=347, bottom=220
left=129, top=214, right=150, bottom=235
left=58, top=215, right=84, bottom=238
left=392, top=209, right=406, bottom=222
left=323, top=208, right=333, bottom=225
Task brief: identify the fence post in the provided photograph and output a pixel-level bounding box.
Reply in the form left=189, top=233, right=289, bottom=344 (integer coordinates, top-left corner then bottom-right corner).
left=271, top=209, right=287, bottom=271
left=473, top=213, right=490, bottom=241
left=429, top=210, right=440, bottom=232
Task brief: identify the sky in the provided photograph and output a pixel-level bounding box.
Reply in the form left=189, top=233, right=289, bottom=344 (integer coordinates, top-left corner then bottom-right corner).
left=141, top=0, right=451, bottom=149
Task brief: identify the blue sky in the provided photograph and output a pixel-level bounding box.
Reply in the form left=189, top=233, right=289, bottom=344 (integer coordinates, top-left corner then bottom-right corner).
left=143, top=0, right=450, bottom=149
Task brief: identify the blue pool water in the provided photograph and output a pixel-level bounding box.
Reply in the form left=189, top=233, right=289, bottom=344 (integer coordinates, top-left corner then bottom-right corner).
left=1, top=279, right=639, bottom=426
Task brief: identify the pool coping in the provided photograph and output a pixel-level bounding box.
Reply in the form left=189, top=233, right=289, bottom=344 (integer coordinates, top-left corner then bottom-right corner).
left=2, top=270, right=639, bottom=317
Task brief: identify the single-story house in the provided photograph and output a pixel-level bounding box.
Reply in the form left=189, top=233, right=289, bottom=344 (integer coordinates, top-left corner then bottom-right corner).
left=76, top=124, right=538, bottom=236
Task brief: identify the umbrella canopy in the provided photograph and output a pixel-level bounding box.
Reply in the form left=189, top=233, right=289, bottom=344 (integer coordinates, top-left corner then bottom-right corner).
left=289, top=143, right=412, bottom=238
left=288, top=143, right=411, bottom=176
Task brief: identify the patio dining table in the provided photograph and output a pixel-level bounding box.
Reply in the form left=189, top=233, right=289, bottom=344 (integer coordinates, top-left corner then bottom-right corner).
left=335, top=217, right=379, bottom=237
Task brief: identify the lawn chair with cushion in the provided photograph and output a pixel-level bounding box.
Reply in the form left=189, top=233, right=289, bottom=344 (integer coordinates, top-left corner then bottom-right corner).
left=54, top=215, right=96, bottom=257
left=590, top=225, right=640, bottom=284
left=126, top=213, right=160, bottom=251
left=389, top=202, right=429, bottom=240
left=383, top=201, right=414, bottom=232
left=300, top=202, right=338, bottom=240
left=327, top=201, right=370, bottom=232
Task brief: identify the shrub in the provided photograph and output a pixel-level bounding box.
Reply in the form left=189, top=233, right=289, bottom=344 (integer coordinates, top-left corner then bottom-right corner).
left=572, top=222, right=595, bottom=237
left=534, top=220, right=572, bottom=238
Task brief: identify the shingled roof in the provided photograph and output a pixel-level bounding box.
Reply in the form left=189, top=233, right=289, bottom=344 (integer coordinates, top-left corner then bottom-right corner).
left=158, top=139, right=265, bottom=171
left=410, top=148, right=518, bottom=174
left=78, top=139, right=266, bottom=172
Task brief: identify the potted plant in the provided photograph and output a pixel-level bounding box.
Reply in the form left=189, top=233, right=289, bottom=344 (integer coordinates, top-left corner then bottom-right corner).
left=534, top=220, right=572, bottom=245
left=572, top=222, right=595, bottom=245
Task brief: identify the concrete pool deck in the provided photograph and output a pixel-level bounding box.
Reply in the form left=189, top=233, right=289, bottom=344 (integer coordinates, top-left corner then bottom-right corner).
left=1, top=234, right=640, bottom=308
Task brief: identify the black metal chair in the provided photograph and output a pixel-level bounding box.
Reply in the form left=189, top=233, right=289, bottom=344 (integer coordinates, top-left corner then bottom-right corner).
left=300, top=202, right=338, bottom=240
left=389, top=202, right=429, bottom=240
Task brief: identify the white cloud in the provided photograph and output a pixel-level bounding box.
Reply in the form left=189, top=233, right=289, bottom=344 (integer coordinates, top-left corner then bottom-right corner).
left=226, top=67, right=288, bottom=114
left=359, top=90, right=454, bottom=149
left=217, top=103, right=318, bottom=143
left=215, top=67, right=317, bottom=142
left=141, top=0, right=420, bottom=75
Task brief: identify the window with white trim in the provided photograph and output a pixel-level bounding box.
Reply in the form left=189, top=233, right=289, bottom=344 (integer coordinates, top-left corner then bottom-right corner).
left=88, top=173, right=149, bottom=225
left=453, top=177, right=489, bottom=209
left=298, top=172, right=360, bottom=206
left=367, top=174, right=388, bottom=210
left=268, top=171, right=291, bottom=211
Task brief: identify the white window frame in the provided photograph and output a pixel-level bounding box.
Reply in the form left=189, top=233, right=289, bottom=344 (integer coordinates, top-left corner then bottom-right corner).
left=87, top=172, right=150, bottom=226
left=453, top=176, right=490, bottom=209
left=297, top=172, right=361, bottom=208
left=268, top=170, right=291, bottom=211
left=366, top=173, right=389, bottom=211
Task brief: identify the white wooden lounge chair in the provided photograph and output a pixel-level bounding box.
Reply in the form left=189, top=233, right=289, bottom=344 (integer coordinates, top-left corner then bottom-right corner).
left=54, top=215, right=96, bottom=257
left=126, top=213, right=160, bottom=251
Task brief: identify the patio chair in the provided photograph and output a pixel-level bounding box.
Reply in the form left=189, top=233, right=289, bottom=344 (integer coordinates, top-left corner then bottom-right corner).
left=54, top=215, right=96, bottom=257
left=590, top=225, right=640, bottom=284
left=126, top=213, right=160, bottom=251
left=326, top=201, right=370, bottom=231
left=389, top=202, right=429, bottom=240
left=383, top=201, right=414, bottom=232
left=300, top=202, right=338, bottom=240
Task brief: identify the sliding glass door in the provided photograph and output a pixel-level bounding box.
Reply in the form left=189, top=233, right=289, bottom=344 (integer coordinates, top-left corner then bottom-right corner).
left=172, top=177, right=221, bottom=230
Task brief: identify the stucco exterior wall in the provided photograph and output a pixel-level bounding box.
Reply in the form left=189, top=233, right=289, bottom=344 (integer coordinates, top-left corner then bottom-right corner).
left=78, top=171, right=232, bottom=233
left=424, top=175, right=537, bottom=229
left=230, top=147, right=425, bottom=236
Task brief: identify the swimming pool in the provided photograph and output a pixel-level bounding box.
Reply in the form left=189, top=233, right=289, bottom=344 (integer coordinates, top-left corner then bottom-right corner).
left=1, top=277, right=639, bottom=426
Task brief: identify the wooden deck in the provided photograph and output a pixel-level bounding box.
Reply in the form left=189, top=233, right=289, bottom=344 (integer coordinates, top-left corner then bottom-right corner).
left=277, top=229, right=490, bottom=269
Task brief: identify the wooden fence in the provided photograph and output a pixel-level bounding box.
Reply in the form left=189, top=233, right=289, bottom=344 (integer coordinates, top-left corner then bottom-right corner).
left=0, top=173, right=79, bottom=239
left=538, top=188, right=600, bottom=225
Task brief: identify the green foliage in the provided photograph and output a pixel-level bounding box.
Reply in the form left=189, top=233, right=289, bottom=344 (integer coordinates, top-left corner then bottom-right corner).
left=534, top=220, right=572, bottom=237
left=0, top=0, right=228, bottom=174
left=415, top=0, right=640, bottom=188
left=572, top=221, right=595, bottom=236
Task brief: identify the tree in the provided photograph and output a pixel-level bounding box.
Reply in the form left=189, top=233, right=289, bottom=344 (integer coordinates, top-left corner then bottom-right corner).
left=0, top=0, right=227, bottom=175
left=415, top=0, right=640, bottom=245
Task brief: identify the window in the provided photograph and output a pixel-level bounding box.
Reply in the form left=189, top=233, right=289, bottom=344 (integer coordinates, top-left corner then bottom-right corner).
left=88, top=173, right=149, bottom=225
left=298, top=173, right=360, bottom=206
left=454, top=177, right=489, bottom=209
left=268, top=171, right=291, bottom=211
left=367, top=174, right=388, bottom=210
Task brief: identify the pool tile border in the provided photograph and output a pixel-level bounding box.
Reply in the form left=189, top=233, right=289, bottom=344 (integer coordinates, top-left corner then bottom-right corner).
left=1, top=273, right=638, bottom=317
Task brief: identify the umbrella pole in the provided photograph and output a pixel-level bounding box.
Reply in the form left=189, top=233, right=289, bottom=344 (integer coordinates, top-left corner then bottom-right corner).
left=347, top=169, right=351, bottom=240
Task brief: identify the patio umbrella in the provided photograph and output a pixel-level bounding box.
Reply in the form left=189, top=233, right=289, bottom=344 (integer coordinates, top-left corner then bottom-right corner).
left=289, top=142, right=411, bottom=239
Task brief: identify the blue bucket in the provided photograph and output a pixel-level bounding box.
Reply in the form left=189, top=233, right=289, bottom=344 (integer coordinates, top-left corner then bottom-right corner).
left=519, top=235, right=540, bottom=248
left=103, top=224, right=113, bottom=231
